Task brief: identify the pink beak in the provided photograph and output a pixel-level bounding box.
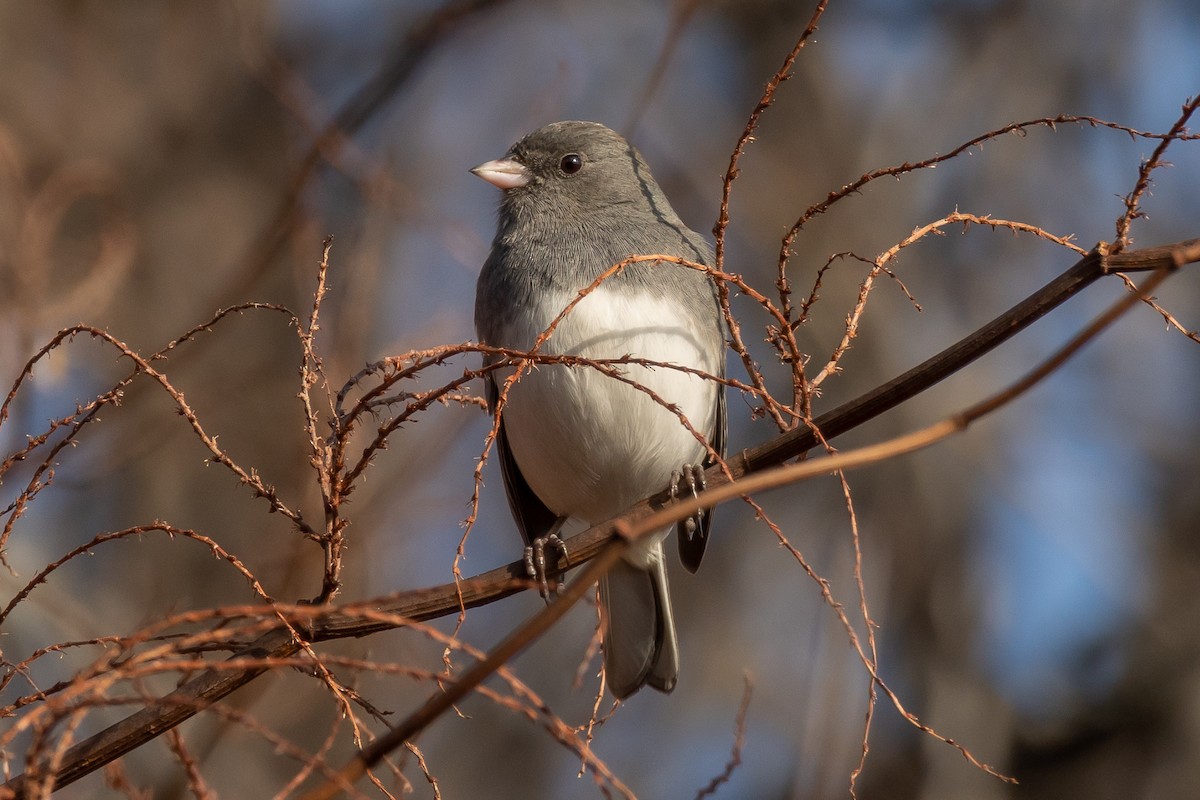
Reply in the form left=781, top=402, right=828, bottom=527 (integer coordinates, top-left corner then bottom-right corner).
left=470, top=157, right=531, bottom=190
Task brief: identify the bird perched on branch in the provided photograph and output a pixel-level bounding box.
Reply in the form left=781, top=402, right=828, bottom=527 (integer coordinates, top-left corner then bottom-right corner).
left=473, top=121, right=726, bottom=699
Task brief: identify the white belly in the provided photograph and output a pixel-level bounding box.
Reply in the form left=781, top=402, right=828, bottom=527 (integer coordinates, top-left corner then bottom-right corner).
left=500, top=287, right=719, bottom=526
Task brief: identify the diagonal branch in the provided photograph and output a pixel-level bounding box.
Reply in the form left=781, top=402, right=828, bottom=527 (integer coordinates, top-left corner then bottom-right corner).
left=3, top=237, right=1197, bottom=798
left=303, top=254, right=1183, bottom=797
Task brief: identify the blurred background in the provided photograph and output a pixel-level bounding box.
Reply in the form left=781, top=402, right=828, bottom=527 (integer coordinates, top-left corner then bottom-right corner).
left=2, top=1, right=1199, bottom=797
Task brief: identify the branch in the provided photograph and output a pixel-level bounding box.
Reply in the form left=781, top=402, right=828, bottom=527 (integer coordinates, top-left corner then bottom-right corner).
left=304, top=251, right=1185, bottom=796
left=3, top=237, right=1196, bottom=797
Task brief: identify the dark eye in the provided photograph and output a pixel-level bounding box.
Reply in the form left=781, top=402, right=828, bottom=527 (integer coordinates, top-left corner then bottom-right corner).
left=559, top=153, right=583, bottom=174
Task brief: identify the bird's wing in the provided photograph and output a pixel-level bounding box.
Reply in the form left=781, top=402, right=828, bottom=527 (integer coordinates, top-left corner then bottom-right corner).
left=677, top=370, right=725, bottom=574
left=486, top=373, right=560, bottom=547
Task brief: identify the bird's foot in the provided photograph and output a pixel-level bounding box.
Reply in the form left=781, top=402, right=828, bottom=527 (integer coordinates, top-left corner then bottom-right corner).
left=524, top=533, right=569, bottom=600
left=670, top=463, right=707, bottom=539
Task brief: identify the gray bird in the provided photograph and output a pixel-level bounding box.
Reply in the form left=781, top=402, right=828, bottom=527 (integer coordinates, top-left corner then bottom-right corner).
left=472, top=121, right=726, bottom=699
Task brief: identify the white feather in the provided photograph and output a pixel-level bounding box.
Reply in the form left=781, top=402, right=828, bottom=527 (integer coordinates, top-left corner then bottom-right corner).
left=498, top=285, right=718, bottom=565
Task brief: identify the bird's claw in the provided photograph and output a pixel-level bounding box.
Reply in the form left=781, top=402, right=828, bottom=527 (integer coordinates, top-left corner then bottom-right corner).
left=524, top=533, right=568, bottom=599
left=670, top=463, right=707, bottom=539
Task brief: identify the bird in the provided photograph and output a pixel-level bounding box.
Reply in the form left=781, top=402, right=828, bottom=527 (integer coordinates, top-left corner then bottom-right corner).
left=472, top=120, right=726, bottom=699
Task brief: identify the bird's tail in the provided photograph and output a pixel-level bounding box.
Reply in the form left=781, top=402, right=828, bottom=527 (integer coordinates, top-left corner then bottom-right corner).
left=600, top=550, right=679, bottom=699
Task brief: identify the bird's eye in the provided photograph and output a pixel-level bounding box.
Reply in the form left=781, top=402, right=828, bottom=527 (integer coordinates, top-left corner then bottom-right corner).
left=559, top=153, right=583, bottom=174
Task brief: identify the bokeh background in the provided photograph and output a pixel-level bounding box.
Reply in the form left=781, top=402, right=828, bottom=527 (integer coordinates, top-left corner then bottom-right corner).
left=2, top=1, right=1199, bottom=797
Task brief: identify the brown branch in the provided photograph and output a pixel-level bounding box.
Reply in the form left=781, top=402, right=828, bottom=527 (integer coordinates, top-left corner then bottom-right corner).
left=308, top=250, right=1184, bottom=794
left=781, top=113, right=1200, bottom=254
left=713, top=0, right=829, bottom=268
left=695, top=673, right=753, bottom=799
left=810, top=212, right=1086, bottom=389
left=742, top=238, right=1196, bottom=472
left=298, top=540, right=631, bottom=800
left=301, top=237, right=343, bottom=603
left=0, top=303, right=299, bottom=563
left=4, top=237, right=1194, bottom=797
left=712, top=0, right=831, bottom=431
left=1113, top=95, right=1200, bottom=251
left=0, top=524, right=273, bottom=627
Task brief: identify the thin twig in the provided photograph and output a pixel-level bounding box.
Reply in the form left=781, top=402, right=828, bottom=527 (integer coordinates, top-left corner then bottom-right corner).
left=695, top=673, right=753, bottom=799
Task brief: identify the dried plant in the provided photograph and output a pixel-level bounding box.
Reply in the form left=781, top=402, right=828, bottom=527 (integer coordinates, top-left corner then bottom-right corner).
left=1, top=2, right=1198, bottom=798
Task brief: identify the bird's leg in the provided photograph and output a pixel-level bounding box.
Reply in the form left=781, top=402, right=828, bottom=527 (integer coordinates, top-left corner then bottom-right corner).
left=524, top=518, right=569, bottom=600
left=670, top=463, right=707, bottom=539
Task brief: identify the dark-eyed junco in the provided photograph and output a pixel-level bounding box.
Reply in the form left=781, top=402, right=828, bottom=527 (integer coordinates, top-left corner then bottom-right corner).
left=472, top=121, right=726, bottom=699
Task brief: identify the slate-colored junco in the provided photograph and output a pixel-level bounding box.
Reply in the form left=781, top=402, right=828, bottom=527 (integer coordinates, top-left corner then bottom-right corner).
left=473, top=121, right=726, bottom=699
